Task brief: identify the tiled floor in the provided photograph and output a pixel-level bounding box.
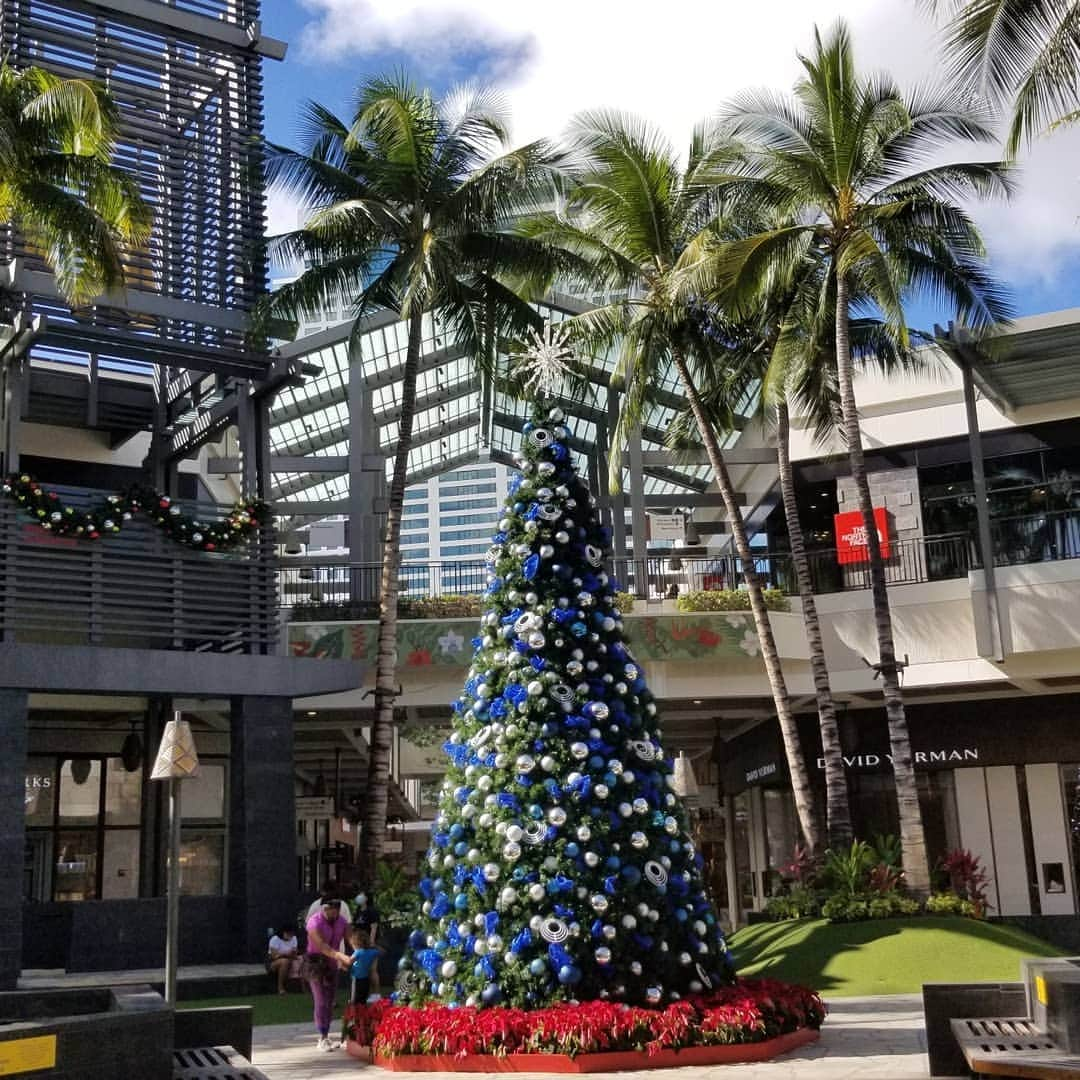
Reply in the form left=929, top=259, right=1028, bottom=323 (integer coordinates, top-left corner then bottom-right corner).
left=252, top=995, right=929, bottom=1080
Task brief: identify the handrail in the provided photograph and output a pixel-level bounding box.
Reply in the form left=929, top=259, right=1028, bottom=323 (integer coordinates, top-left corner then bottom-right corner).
left=280, top=510, right=1080, bottom=619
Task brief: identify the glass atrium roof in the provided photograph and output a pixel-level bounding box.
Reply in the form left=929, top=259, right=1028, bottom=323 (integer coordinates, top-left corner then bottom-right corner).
left=270, top=296, right=746, bottom=523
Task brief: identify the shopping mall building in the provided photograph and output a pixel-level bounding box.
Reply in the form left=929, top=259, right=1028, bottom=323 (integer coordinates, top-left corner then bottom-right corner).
left=284, top=306, right=1080, bottom=945
left=5, top=0, right=1080, bottom=992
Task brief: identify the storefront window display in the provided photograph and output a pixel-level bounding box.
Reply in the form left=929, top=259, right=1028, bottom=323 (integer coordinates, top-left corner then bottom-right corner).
left=24, top=756, right=229, bottom=902
left=180, top=762, right=227, bottom=896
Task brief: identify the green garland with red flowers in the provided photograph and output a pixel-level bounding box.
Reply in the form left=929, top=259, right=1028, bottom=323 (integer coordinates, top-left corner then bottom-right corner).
left=2, top=473, right=272, bottom=552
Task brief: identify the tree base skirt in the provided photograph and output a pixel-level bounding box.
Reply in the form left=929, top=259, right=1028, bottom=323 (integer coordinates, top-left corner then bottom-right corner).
left=364, top=1027, right=819, bottom=1072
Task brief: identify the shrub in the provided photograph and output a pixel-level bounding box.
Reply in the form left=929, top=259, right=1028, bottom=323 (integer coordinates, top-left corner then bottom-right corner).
left=822, top=895, right=870, bottom=922
left=675, top=588, right=790, bottom=613
left=612, top=591, right=635, bottom=614
left=822, top=891, right=918, bottom=923
left=926, top=891, right=982, bottom=919
left=764, top=885, right=822, bottom=921
left=397, top=594, right=482, bottom=619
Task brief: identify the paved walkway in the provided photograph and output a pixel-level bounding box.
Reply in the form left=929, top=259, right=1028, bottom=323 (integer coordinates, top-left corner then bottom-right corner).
left=253, top=995, right=928, bottom=1080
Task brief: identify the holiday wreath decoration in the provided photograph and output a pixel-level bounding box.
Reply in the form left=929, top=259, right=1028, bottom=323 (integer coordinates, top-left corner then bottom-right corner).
left=1, top=473, right=271, bottom=552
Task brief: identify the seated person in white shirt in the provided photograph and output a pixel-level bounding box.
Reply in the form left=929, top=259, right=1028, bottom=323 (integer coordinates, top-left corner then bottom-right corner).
left=267, top=925, right=300, bottom=994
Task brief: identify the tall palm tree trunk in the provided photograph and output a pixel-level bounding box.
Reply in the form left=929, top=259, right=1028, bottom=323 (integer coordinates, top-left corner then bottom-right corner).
left=776, top=400, right=852, bottom=849
left=360, top=308, right=424, bottom=882
left=671, top=351, right=821, bottom=854
left=833, top=273, right=930, bottom=892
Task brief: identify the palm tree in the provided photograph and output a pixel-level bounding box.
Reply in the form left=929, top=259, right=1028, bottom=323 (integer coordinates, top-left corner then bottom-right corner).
left=676, top=278, right=914, bottom=850
left=698, top=22, right=1011, bottom=890
left=264, top=75, right=569, bottom=879
left=522, top=111, right=824, bottom=854
left=0, top=61, right=149, bottom=303
left=931, top=0, right=1080, bottom=155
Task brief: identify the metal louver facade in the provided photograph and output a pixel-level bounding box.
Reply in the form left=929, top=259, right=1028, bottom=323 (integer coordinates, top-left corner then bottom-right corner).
left=0, top=0, right=282, bottom=368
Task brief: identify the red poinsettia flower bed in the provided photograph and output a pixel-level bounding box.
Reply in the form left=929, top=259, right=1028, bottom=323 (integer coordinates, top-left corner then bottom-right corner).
left=349, top=979, right=824, bottom=1059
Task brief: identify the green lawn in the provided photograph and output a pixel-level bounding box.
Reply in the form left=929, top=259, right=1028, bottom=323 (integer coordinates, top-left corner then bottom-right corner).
left=731, top=917, right=1063, bottom=997
left=178, top=987, right=346, bottom=1027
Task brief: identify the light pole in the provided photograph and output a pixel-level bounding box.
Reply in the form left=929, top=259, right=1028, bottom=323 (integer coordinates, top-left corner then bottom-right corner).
left=150, top=710, right=200, bottom=1006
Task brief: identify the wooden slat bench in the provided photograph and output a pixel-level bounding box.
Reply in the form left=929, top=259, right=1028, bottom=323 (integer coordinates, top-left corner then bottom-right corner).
left=172, top=1045, right=268, bottom=1080
left=951, top=1018, right=1080, bottom=1078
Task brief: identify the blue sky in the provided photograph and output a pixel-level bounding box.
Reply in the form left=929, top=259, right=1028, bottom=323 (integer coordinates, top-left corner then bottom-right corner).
left=260, top=0, right=1080, bottom=325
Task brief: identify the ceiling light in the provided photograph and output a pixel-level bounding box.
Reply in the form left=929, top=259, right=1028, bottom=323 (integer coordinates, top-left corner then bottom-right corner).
left=306, top=710, right=317, bottom=717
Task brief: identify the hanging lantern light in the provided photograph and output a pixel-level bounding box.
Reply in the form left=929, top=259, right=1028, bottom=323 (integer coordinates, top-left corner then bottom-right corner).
left=70, top=758, right=92, bottom=785
left=121, top=720, right=143, bottom=773
left=672, top=750, right=700, bottom=801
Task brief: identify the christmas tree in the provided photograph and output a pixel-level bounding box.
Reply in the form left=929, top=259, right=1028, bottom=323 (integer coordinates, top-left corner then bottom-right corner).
left=397, top=393, right=734, bottom=1010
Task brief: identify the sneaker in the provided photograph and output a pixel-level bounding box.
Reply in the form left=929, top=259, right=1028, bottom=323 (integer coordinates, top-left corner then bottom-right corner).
left=316, top=1036, right=332, bottom=1052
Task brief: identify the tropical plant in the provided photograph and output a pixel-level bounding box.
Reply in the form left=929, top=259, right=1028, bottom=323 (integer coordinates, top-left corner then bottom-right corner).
left=931, top=0, right=1080, bottom=155
left=779, top=842, right=818, bottom=885
left=868, top=861, right=902, bottom=896
left=372, top=860, right=418, bottom=929
left=523, top=110, right=823, bottom=853
left=871, top=833, right=904, bottom=871
left=822, top=840, right=874, bottom=897
left=938, top=848, right=991, bottom=915
left=0, top=60, right=150, bottom=303
left=699, top=21, right=1012, bottom=891
left=263, top=74, right=570, bottom=878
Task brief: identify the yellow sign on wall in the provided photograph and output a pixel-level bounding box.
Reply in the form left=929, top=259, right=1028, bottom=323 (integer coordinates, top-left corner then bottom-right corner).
left=0, top=1035, right=57, bottom=1075
left=1036, top=975, right=1048, bottom=1006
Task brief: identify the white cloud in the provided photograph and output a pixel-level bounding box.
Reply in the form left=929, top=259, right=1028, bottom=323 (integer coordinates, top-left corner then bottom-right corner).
left=290, top=0, right=1080, bottom=289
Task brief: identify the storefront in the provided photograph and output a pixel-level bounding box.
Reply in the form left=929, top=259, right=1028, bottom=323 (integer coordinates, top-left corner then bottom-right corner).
left=14, top=696, right=296, bottom=975
left=718, top=695, right=1080, bottom=919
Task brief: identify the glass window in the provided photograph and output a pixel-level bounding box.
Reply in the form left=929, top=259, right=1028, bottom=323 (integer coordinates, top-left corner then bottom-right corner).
left=102, top=830, right=140, bottom=899
left=104, top=759, right=142, bottom=826
left=182, top=764, right=226, bottom=821
left=24, top=758, right=56, bottom=826
left=180, top=831, right=225, bottom=896
left=59, top=760, right=101, bottom=824
left=763, top=788, right=799, bottom=876
left=54, top=830, right=98, bottom=901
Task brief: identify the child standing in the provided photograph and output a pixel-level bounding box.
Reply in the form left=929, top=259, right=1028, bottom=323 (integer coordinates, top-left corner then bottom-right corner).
left=342, top=926, right=383, bottom=1050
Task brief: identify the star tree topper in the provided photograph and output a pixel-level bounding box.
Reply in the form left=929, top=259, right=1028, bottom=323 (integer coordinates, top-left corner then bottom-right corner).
left=514, top=322, right=575, bottom=398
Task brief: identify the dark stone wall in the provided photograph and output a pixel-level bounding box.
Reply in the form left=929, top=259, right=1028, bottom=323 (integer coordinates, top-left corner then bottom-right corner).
left=0, top=985, right=172, bottom=1080
left=229, top=696, right=301, bottom=961
left=23, top=898, right=232, bottom=972
left=0, top=690, right=28, bottom=989
left=996, top=915, right=1080, bottom=954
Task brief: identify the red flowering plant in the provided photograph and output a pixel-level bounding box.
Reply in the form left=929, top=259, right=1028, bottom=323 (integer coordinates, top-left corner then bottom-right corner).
left=366, top=979, right=825, bottom=1059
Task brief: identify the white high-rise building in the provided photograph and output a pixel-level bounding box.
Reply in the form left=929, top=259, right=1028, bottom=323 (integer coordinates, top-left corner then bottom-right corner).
left=399, top=464, right=511, bottom=564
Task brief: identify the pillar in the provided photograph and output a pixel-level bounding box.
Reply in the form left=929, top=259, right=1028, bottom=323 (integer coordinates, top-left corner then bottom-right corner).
left=0, top=689, right=28, bottom=988
left=723, top=794, right=740, bottom=933
left=347, top=355, right=385, bottom=599
left=229, top=696, right=298, bottom=961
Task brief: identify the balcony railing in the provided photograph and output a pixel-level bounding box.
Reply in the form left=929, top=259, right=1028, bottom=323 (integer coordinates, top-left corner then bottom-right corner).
left=281, top=510, right=1080, bottom=618
left=0, top=487, right=278, bottom=653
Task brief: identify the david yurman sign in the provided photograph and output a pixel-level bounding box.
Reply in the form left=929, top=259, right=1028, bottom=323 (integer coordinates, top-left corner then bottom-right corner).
left=816, top=747, right=980, bottom=771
